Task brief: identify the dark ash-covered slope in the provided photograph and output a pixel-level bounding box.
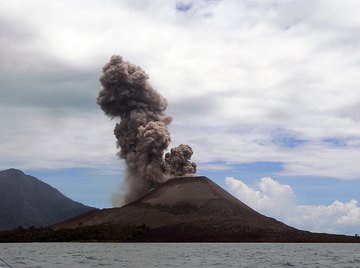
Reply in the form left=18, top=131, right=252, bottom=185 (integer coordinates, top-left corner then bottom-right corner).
left=54, top=176, right=359, bottom=242
left=0, top=169, right=95, bottom=230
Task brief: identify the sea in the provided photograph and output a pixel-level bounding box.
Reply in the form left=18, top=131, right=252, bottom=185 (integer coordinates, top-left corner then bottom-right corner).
left=0, top=243, right=360, bottom=268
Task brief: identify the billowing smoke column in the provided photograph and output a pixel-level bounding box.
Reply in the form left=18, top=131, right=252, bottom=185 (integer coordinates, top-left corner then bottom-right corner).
left=165, top=144, right=196, bottom=177
left=97, top=55, right=196, bottom=205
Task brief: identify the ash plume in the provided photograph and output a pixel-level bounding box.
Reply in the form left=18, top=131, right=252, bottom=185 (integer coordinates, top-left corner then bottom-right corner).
left=97, top=55, right=196, bottom=205
left=165, top=144, right=197, bottom=177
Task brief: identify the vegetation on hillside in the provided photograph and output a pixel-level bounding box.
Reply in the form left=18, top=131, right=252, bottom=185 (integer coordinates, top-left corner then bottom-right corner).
left=0, top=224, right=148, bottom=242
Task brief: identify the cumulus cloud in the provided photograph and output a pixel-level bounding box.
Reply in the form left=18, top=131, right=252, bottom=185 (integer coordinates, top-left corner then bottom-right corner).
left=226, top=176, right=360, bottom=235
left=225, top=176, right=294, bottom=221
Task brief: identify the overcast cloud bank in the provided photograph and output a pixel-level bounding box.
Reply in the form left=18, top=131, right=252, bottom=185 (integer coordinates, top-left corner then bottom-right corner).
left=0, top=0, right=359, bottom=180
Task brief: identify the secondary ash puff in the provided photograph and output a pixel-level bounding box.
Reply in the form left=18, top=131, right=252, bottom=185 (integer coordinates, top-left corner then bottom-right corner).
left=97, top=55, right=196, bottom=205
left=164, top=144, right=197, bottom=178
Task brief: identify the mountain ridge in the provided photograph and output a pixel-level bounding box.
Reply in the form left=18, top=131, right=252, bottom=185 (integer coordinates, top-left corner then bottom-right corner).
left=0, top=168, right=96, bottom=230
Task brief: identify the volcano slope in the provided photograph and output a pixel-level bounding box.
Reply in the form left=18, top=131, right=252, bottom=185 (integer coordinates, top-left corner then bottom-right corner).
left=53, top=176, right=360, bottom=242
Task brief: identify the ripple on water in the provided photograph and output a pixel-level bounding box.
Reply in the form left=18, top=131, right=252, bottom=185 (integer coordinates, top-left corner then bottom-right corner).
left=0, top=243, right=360, bottom=267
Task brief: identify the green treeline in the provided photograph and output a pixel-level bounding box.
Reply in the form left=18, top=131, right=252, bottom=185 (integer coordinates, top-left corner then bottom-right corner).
left=0, top=224, right=148, bottom=242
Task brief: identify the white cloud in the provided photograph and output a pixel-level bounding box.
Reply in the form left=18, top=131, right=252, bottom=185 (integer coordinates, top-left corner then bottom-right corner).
left=0, top=0, right=359, bottom=180
left=225, top=176, right=360, bottom=235
left=225, top=176, right=294, bottom=220
left=0, top=107, right=120, bottom=171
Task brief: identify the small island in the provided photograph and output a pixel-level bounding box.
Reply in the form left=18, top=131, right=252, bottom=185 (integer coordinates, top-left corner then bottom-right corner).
left=1, top=176, right=359, bottom=243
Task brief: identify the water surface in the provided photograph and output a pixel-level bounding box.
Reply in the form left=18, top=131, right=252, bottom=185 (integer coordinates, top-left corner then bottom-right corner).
left=0, top=243, right=359, bottom=267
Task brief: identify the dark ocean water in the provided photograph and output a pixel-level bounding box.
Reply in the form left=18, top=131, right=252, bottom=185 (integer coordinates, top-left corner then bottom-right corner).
left=0, top=243, right=359, bottom=267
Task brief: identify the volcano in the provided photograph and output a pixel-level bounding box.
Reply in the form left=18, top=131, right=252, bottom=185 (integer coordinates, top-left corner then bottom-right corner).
left=53, top=176, right=360, bottom=242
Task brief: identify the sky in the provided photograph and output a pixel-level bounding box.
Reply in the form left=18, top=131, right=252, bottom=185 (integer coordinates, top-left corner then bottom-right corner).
left=0, top=0, right=359, bottom=235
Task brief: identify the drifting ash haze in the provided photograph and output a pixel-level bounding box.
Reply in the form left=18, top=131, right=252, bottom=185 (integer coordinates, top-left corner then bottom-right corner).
left=97, top=55, right=196, bottom=206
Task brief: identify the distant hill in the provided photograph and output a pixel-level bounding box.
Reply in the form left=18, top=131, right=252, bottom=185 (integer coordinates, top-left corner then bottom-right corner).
left=54, top=176, right=360, bottom=242
left=0, top=168, right=95, bottom=230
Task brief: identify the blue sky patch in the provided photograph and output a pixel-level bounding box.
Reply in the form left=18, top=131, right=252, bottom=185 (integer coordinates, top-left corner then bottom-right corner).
left=322, top=138, right=346, bottom=147
left=198, top=161, right=360, bottom=207
left=197, top=161, right=284, bottom=187
left=24, top=167, right=122, bottom=208
left=272, top=129, right=307, bottom=148
left=176, top=2, right=192, bottom=12
left=278, top=175, right=360, bottom=205
left=237, top=161, right=284, bottom=173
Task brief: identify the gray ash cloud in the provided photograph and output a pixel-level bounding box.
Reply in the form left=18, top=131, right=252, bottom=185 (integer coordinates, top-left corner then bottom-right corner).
left=97, top=55, right=196, bottom=205
left=165, top=144, right=196, bottom=177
